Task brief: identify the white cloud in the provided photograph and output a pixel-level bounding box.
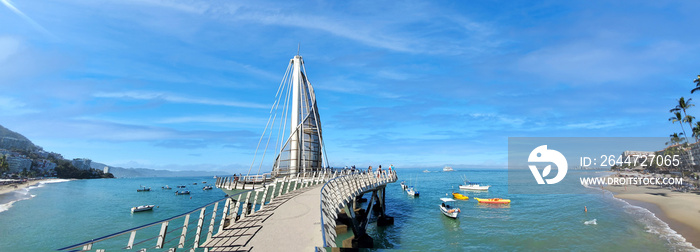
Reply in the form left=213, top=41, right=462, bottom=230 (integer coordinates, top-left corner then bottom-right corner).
left=93, top=91, right=269, bottom=109
left=0, top=96, right=38, bottom=115
left=0, top=36, right=21, bottom=62
left=1, top=0, right=56, bottom=39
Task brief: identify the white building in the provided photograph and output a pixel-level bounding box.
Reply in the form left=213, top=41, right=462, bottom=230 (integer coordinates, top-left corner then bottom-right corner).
left=72, top=158, right=92, bottom=170
left=103, top=166, right=110, bottom=174
left=7, top=156, right=32, bottom=173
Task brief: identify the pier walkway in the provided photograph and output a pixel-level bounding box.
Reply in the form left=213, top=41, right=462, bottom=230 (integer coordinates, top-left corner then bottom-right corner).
left=201, top=185, right=322, bottom=251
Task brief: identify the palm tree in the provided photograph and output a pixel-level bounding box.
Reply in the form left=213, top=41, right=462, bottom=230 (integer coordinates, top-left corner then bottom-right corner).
left=666, top=132, right=686, bottom=146
left=690, top=75, right=700, bottom=93
left=669, top=111, right=688, bottom=143
left=692, top=122, right=700, bottom=142
left=671, top=97, right=694, bottom=143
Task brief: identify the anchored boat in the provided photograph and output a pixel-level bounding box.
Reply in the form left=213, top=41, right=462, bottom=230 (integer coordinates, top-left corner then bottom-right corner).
left=136, top=186, right=151, bottom=192
left=175, top=190, right=191, bottom=195
left=131, top=205, right=154, bottom=213
left=202, top=186, right=213, bottom=190
left=439, top=198, right=460, bottom=218
left=475, top=197, right=510, bottom=204
left=452, top=192, right=468, bottom=200
left=459, top=175, right=490, bottom=191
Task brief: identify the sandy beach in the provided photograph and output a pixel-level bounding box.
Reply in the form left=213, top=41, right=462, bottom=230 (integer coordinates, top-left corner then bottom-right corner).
left=0, top=178, right=71, bottom=196
left=605, top=182, right=700, bottom=248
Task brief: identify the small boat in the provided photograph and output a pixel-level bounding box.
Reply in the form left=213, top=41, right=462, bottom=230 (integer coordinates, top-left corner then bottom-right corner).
left=443, top=166, right=454, bottom=172
left=162, top=185, right=172, bottom=190
left=137, top=187, right=151, bottom=192
left=202, top=186, right=213, bottom=190
left=423, top=170, right=430, bottom=173
left=400, top=181, right=408, bottom=190
left=439, top=198, right=460, bottom=218
left=175, top=190, right=191, bottom=195
left=475, top=197, right=510, bottom=204
left=452, top=192, right=468, bottom=200
left=202, top=181, right=207, bottom=184
left=177, top=185, right=186, bottom=188
left=131, top=205, right=154, bottom=213
left=407, top=187, right=420, bottom=197
left=459, top=176, right=490, bottom=191
left=193, top=183, right=197, bottom=185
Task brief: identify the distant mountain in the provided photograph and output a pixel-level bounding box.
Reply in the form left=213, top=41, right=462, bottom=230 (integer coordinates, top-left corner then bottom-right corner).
left=0, top=124, right=36, bottom=151
left=91, top=162, right=232, bottom=178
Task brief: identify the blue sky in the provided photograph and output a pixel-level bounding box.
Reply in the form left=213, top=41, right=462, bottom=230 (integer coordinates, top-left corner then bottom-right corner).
left=1, top=0, right=699, bottom=173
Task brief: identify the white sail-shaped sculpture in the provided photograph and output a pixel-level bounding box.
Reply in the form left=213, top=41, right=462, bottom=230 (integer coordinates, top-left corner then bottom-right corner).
left=271, top=55, right=327, bottom=177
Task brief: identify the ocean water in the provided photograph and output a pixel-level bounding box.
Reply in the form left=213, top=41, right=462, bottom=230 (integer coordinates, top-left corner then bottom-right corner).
left=0, top=177, right=226, bottom=251
left=366, top=169, right=698, bottom=251
left=0, top=170, right=697, bottom=251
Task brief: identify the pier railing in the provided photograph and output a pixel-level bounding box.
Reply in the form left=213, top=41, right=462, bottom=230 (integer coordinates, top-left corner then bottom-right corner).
left=319, top=170, right=398, bottom=247
left=57, top=170, right=341, bottom=252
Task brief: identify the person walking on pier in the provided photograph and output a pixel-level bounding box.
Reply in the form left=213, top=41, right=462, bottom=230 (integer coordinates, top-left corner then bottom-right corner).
left=368, top=166, right=372, bottom=174
left=377, top=165, right=383, bottom=178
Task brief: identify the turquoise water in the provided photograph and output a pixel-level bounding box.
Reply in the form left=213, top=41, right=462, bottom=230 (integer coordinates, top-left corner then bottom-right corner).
left=0, top=177, right=226, bottom=251
left=367, top=169, right=697, bottom=251
left=0, top=170, right=697, bottom=251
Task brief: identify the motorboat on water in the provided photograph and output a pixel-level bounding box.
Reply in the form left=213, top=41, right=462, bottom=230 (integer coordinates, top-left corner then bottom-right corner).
left=452, top=192, right=469, bottom=200
left=475, top=197, right=510, bottom=204
left=193, top=183, right=198, bottom=185
left=177, top=185, right=186, bottom=188
left=131, top=205, right=154, bottom=213
left=202, top=181, right=207, bottom=184
left=137, top=186, right=151, bottom=192
left=440, top=198, right=460, bottom=218
left=400, top=181, right=408, bottom=190
left=423, top=170, right=430, bottom=173
left=162, top=185, right=172, bottom=190
left=202, top=185, right=213, bottom=190
left=443, top=166, right=454, bottom=172
left=407, top=187, right=420, bottom=197
left=175, top=190, right=191, bottom=195
left=459, top=175, right=490, bottom=191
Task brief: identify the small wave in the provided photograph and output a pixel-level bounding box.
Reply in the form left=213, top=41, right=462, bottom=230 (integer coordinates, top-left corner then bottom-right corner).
left=0, top=179, right=70, bottom=214
left=603, top=192, right=698, bottom=251
left=584, top=219, right=597, bottom=225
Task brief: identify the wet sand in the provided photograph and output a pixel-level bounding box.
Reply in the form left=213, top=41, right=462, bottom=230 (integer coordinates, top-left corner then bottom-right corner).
left=605, top=183, right=700, bottom=248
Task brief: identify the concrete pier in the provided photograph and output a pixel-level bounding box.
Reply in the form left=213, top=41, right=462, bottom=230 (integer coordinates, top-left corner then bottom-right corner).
left=201, top=185, right=322, bottom=251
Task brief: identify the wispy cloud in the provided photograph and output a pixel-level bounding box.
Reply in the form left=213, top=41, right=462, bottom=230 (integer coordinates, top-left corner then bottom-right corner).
left=1, top=0, right=56, bottom=39
left=93, top=91, right=269, bottom=109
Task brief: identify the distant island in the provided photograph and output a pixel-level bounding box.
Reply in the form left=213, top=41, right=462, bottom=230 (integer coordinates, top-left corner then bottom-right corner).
left=0, top=124, right=230, bottom=179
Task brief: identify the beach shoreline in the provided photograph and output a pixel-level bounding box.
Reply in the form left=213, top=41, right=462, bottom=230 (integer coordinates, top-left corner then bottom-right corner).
left=0, top=178, right=73, bottom=196
left=603, top=181, right=700, bottom=249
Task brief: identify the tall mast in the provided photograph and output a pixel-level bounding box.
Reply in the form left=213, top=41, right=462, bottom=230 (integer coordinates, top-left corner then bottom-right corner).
left=289, top=55, right=302, bottom=175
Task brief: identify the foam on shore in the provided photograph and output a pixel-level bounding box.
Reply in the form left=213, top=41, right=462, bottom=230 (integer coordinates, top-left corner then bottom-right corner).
left=0, top=179, right=72, bottom=214
left=583, top=178, right=699, bottom=251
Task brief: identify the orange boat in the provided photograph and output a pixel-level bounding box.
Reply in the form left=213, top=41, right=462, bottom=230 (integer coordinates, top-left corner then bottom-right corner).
left=474, top=197, right=510, bottom=204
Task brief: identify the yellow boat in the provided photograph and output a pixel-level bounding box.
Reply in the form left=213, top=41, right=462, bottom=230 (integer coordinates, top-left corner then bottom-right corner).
left=474, top=197, right=511, bottom=204
left=452, top=192, right=469, bottom=200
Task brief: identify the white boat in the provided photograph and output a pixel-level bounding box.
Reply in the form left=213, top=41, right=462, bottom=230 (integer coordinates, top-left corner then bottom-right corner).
left=459, top=175, right=490, bottom=191
left=175, top=190, right=190, bottom=195
left=202, top=186, right=213, bottom=190
left=423, top=170, right=430, bottom=173
left=443, top=166, right=454, bottom=172
left=407, top=187, right=420, bottom=197
left=400, top=181, right=408, bottom=190
left=131, top=205, right=154, bottom=213
left=439, top=198, right=460, bottom=218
